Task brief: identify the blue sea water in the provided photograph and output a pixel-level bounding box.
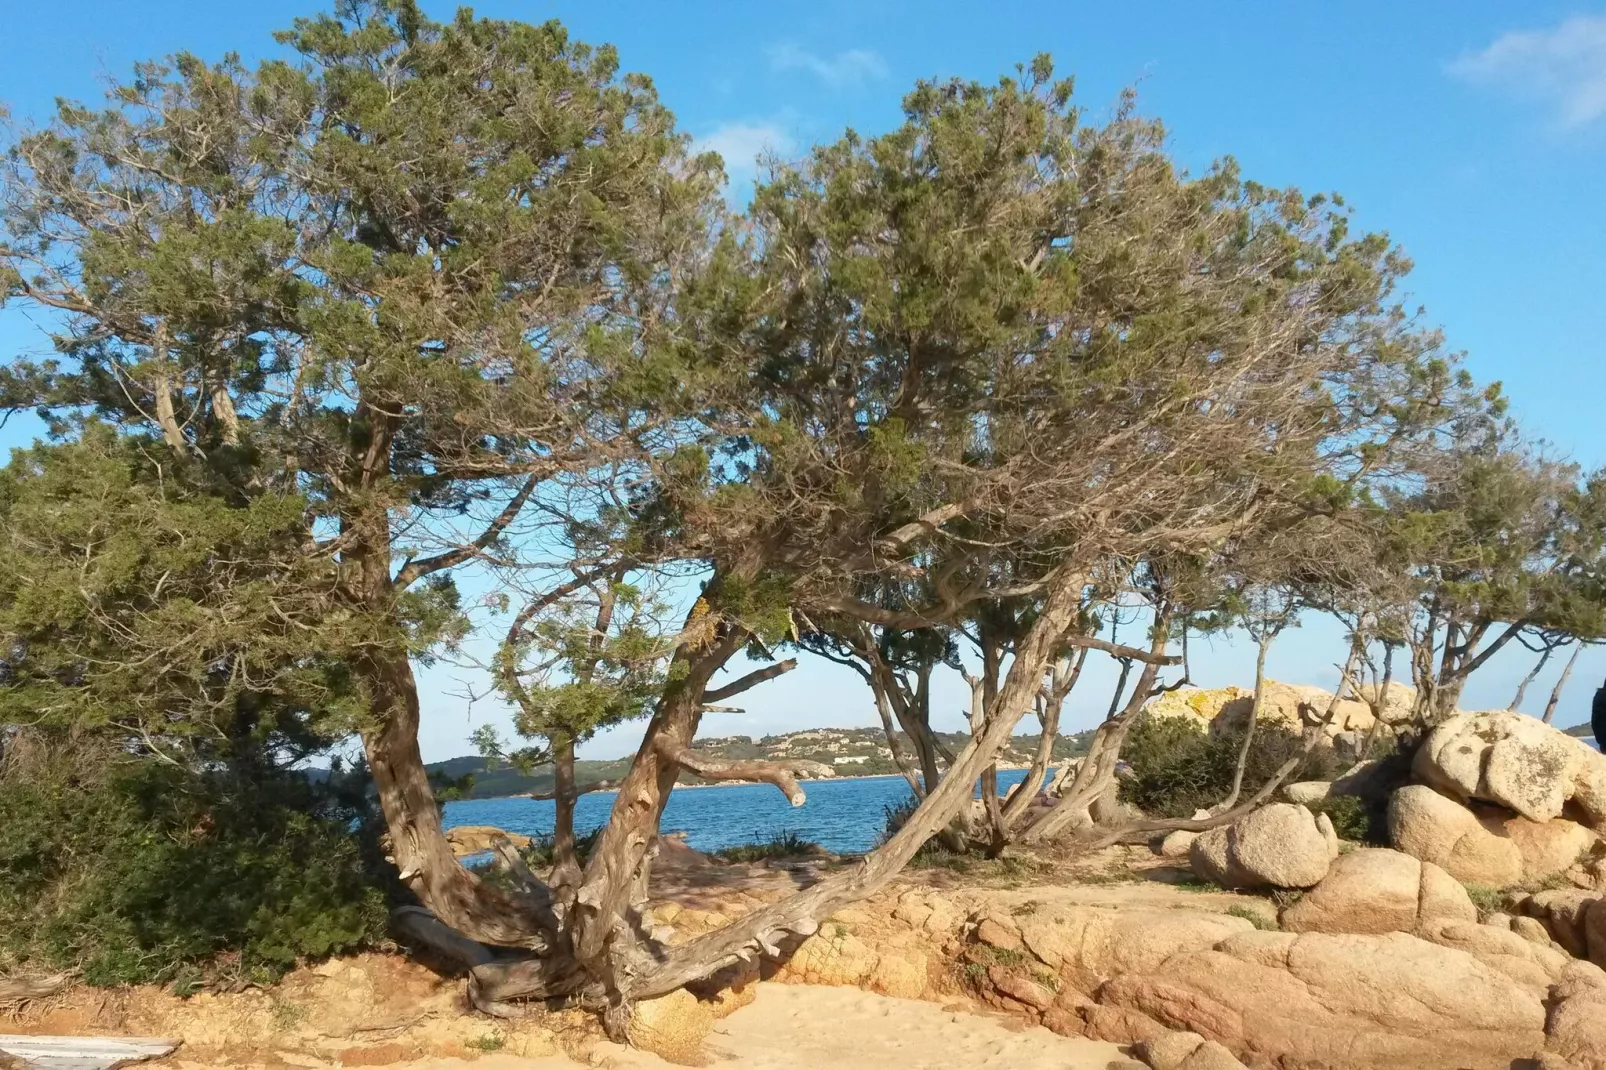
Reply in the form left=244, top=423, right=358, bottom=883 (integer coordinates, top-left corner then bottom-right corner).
left=444, top=768, right=1033, bottom=855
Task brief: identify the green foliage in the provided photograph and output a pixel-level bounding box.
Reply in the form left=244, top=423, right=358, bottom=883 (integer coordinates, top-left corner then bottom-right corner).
left=1120, top=715, right=1343, bottom=819
left=1306, top=793, right=1380, bottom=844
left=1226, top=905, right=1278, bottom=930
left=0, top=738, right=388, bottom=987
left=1463, top=884, right=1508, bottom=917
left=521, top=827, right=604, bottom=869
left=712, top=830, right=819, bottom=863
left=0, top=429, right=393, bottom=748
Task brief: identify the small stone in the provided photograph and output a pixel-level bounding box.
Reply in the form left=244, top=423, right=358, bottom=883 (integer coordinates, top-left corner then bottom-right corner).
left=975, top=916, right=1024, bottom=952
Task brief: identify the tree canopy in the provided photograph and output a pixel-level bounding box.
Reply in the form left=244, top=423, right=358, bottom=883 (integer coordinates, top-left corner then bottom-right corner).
left=2, top=0, right=1602, bottom=1029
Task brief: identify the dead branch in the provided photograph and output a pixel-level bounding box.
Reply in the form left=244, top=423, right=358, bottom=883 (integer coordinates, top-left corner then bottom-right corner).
left=0, top=973, right=71, bottom=1002
left=525, top=779, right=618, bottom=801
left=657, top=742, right=812, bottom=805
left=703, top=658, right=798, bottom=702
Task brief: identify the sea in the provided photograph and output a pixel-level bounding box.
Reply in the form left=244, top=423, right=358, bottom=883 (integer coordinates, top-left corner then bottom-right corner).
left=443, top=768, right=1034, bottom=855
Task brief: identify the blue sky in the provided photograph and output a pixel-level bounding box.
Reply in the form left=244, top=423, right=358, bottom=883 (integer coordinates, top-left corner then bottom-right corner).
left=3, top=1, right=1605, bottom=760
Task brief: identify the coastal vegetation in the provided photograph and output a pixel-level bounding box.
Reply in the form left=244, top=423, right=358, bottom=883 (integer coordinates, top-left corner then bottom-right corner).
left=1, top=0, right=1603, bottom=1043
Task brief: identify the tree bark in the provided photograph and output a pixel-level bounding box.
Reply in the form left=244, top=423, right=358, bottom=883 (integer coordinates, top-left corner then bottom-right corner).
left=1216, top=629, right=1273, bottom=813
left=359, top=645, right=550, bottom=947
left=566, top=595, right=747, bottom=1011
left=1001, top=648, right=1085, bottom=830
left=1021, top=608, right=1174, bottom=844
left=1510, top=645, right=1554, bottom=712
left=549, top=731, right=582, bottom=892
left=621, top=569, right=1091, bottom=1000
left=1543, top=643, right=1584, bottom=724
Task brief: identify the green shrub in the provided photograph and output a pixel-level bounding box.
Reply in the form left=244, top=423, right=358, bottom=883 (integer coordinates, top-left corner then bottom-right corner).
left=1120, top=714, right=1344, bottom=818
left=1226, top=905, right=1277, bottom=930
left=0, top=751, right=389, bottom=988
left=714, top=830, right=820, bottom=863
left=1307, top=793, right=1382, bottom=844
left=520, top=827, right=604, bottom=869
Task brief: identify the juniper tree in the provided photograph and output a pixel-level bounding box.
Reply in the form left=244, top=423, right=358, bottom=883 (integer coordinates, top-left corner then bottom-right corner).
left=1, top=0, right=722, bottom=949
left=3, top=11, right=1483, bottom=1029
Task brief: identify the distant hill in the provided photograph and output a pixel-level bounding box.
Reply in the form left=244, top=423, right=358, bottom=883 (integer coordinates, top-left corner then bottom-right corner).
left=1563, top=722, right=1596, bottom=741
left=427, top=725, right=1093, bottom=799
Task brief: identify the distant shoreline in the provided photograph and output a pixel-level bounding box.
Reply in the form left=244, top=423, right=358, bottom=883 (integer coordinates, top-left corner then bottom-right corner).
left=455, top=766, right=1036, bottom=803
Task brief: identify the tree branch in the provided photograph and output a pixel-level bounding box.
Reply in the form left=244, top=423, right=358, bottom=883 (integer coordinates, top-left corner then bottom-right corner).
left=704, top=658, right=798, bottom=702
left=525, top=779, right=618, bottom=801
left=393, top=474, right=539, bottom=589
left=656, top=741, right=817, bottom=806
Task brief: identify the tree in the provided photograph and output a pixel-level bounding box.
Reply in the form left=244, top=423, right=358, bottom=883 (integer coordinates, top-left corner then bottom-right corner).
left=1, top=1, right=720, bottom=951
left=1381, top=444, right=1606, bottom=720
left=4, top=14, right=1478, bottom=1028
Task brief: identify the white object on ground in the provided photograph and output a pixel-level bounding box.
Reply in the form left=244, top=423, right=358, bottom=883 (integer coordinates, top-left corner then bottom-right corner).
left=0, top=1034, right=178, bottom=1069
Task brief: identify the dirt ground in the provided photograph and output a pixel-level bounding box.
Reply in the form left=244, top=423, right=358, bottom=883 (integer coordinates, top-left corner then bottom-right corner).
left=0, top=842, right=1254, bottom=1069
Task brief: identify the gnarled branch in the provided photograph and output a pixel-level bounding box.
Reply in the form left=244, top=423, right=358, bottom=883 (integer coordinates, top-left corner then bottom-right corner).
left=704, top=658, right=797, bottom=702
left=393, top=474, right=539, bottom=589
left=657, top=741, right=812, bottom=806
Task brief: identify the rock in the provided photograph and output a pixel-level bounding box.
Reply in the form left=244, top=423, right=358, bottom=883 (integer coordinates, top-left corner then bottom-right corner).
left=1482, top=809, right=1599, bottom=882
left=1414, top=916, right=1570, bottom=990
left=1188, top=826, right=1237, bottom=886
left=867, top=949, right=929, bottom=1000
left=1157, top=830, right=1198, bottom=858
left=626, top=989, right=713, bottom=1064
left=1012, top=906, right=1253, bottom=991
left=975, top=916, right=1025, bottom=953
left=1513, top=915, right=1557, bottom=946
left=775, top=928, right=877, bottom=986
left=1283, top=781, right=1332, bottom=805
left=1546, top=960, right=1606, bottom=1069
left=1281, top=848, right=1476, bottom=934
left=1415, top=709, right=1606, bottom=826
left=988, top=966, right=1056, bottom=1010
left=443, top=824, right=532, bottom=856
left=1316, top=812, right=1339, bottom=858
left=1145, top=681, right=1382, bottom=742
left=1139, top=1030, right=1250, bottom=1070
left=1388, top=784, right=1524, bottom=886
left=1095, top=930, right=1548, bottom=1069
left=1518, top=889, right=1602, bottom=961
left=1189, top=804, right=1333, bottom=889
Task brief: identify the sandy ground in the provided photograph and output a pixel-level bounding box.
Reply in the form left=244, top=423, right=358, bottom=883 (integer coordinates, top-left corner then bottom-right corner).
left=167, top=983, right=1129, bottom=1069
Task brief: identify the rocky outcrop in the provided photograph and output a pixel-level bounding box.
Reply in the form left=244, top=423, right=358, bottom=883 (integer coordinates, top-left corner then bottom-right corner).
left=1138, top=1030, right=1250, bottom=1070
left=1516, top=889, right=1606, bottom=967
left=1414, top=710, right=1606, bottom=827
left=1546, top=960, right=1606, bottom=1070
left=1388, top=784, right=1525, bottom=885
left=1414, top=915, right=1571, bottom=990
left=626, top=989, right=715, bottom=1063
left=970, top=905, right=1254, bottom=995
left=443, top=824, right=532, bottom=856
left=1281, top=848, right=1475, bottom=934
left=1489, top=809, right=1600, bottom=881
left=1095, top=930, right=1548, bottom=1069
left=1189, top=804, right=1334, bottom=889
left=1145, top=681, right=1392, bottom=742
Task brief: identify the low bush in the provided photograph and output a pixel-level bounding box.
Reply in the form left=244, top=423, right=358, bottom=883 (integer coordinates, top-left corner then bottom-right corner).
left=1307, top=793, right=1383, bottom=844
left=1120, top=714, right=1344, bottom=819
left=520, top=827, right=604, bottom=869
left=0, top=744, right=390, bottom=989
left=714, top=830, right=820, bottom=863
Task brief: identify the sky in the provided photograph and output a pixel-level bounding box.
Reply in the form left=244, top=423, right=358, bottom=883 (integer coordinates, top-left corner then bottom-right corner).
left=2, top=0, right=1605, bottom=761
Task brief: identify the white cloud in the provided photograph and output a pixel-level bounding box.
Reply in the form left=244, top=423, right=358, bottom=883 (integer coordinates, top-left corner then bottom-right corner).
left=767, top=43, right=888, bottom=88
left=694, top=121, right=795, bottom=189
left=1449, top=14, right=1606, bottom=128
